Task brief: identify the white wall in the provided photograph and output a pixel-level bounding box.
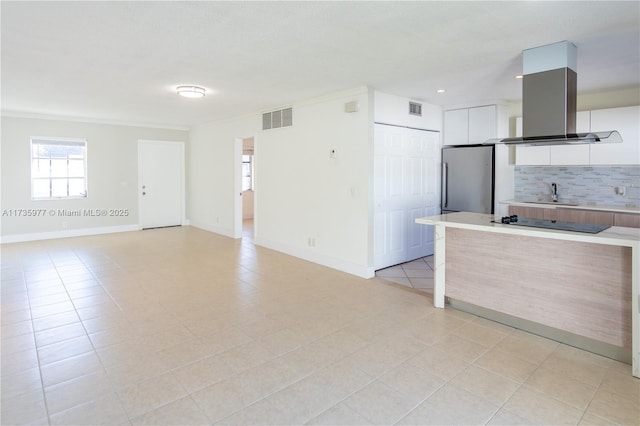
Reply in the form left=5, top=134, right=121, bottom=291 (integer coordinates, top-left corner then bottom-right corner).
left=255, top=87, right=373, bottom=277
left=189, top=115, right=257, bottom=237
left=0, top=116, right=188, bottom=242
left=374, top=91, right=443, bottom=130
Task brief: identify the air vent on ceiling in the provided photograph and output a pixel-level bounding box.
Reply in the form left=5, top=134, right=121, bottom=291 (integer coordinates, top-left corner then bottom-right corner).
left=409, top=102, right=422, bottom=116
left=262, top=107, right=293, bottom=130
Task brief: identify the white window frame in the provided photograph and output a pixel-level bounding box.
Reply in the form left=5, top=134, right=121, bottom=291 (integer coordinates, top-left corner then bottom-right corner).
left=242, top=154, right=254, bottom=191
left=31, top=136, right=88, bottom=200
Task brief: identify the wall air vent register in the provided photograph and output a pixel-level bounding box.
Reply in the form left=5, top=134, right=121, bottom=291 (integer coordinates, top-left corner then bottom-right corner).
left=263, top=107, right=293, bottom=130
left=409, top=101, right=422, bottom=116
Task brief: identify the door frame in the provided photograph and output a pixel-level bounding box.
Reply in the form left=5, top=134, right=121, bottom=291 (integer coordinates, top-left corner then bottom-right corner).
left=137, top=139, right=186, bottom=229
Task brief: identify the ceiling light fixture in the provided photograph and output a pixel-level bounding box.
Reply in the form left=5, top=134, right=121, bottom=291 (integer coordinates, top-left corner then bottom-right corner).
left=515, top=75, right=523, bottom=79
left=436, top=89, right=446, bottom=93
left=177, top=85, right=206, bottom=98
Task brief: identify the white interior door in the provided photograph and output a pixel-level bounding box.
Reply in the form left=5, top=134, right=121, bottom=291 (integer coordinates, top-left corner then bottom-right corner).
left=138, top=140, right=184, bottom=229
left=374, top=124, right=439, bottom=270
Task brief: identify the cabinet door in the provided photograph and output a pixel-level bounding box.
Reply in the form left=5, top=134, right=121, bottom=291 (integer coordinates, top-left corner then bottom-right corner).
left=614, top=213, right=640, bottom=228
left=514, top=117, right=551, bottom=165
left=468, top=105, right=496, bottom=144
left=549, top=111, right=591, bottom=165
left=443, top=109, right=469, bottom=146
left=590, top=106, right=640, bottom=165
left=508, top=205, right=546, bottom=220
left=546, top=209, right=614, bottom=225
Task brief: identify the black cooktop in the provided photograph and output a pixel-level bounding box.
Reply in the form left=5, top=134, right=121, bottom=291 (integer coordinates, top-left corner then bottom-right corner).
left=492, top=216, right=611, bottom=234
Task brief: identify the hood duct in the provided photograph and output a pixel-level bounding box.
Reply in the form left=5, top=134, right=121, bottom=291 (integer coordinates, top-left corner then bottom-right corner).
left=500, top=41, right=622, bottom=146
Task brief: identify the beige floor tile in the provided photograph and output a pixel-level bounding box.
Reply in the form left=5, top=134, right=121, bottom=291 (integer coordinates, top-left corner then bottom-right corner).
left=585, top=387, right=640, bottom=425
left=486, top=408, right=540, bottom=425
left=32, top=310, right=81, bottom=332
left=0, top=388, right=49, bottom=426
left=216, top=397, right=291, bottom=425
left=265, top=373, right=346, bottom=424
left=1, top=319, right=34, bottom=339
left=433, top=333, right=492, bottom=362
left=448, top=364, right=521, bottom=406
left=396, top=383, right=499, bottom=425
left=45, top=369, right=115, bottom=415
left=525, top=366, right=598, bottom=410
left=3, top=227, right=637, bottom=425
left=541, top=348, right=610, bottom=387
left=306, top=403, right=371, bottom=425
left=0, top=332, right=36, bottom=356
left=474, top=346, right=540, bottom=383
left=345, top=335, right=427, bottom=377
left=131, top=396, right=210, bottom=425
left=0, top=367, right=43, bottom=401
left=407, top=346, right=469, bottom=381
left=37, top=334, right=95, bottom=365
left=598, top=368, right=640, bottom=400
left=49, top=392, right=129, bottom=426
left=35, top=322, right=88, bottom=348
left=578, top=411, right=618, bottom=426
left=40, top=351, right=104, bottom=387
left=172, top=352, right=239, bottom=394
left=495, top=330, right=558, bottom=364
left=116, top=372, right=187, bottom=419
left=378, top=360, right=445, bottom=400
left=451, top=320, right=510, bottom=347
left=190, top=378, right=255, bottom=423
left=0, top=347, right=39, bottom=376
left=343, top=380, right=424, bottom=425
left=502, top=385, right=584, bottom=425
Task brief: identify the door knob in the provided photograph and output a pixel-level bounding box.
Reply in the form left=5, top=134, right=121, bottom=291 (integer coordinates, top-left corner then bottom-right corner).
left=142, top=192, right=146, bottom=195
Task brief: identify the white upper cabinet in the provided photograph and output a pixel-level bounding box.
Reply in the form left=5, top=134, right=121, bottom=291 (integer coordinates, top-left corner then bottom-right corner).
left=589, top=106, right=640, bottom=165
left=514, top=116, right=550, bottom=165
left=444, top=105, right=498, bottom=146
left=443, top=108, right=469, bottom=145
left=469, top=105, right=497, bottom=144
left=550, top=111, right=591, bottom=165
left=515, top=110, right=608, bottom=166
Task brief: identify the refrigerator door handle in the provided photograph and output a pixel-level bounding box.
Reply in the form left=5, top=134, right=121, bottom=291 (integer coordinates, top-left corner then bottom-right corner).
left=442, top=162, right=448, bottom=209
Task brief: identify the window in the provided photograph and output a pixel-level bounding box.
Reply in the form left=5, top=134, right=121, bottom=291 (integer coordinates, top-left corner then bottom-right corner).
left=31, top=137, right=87, bottom=199
left=242, top=155, right=254, bottom=191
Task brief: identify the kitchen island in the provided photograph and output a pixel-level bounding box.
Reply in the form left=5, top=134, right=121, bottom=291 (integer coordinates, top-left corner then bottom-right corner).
left=416, top=211, right=640, bottom=378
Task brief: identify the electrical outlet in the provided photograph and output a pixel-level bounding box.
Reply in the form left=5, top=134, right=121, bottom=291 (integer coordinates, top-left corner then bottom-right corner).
left=62, top=221, right=69, bottom=229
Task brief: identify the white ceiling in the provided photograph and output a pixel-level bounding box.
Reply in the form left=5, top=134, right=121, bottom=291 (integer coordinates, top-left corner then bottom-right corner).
left=2, top=1, right=639, bottom=129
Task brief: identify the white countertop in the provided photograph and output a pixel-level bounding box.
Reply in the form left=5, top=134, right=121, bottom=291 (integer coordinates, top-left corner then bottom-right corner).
left=416, top=212, right=640, bottom=247
left=502, top=199, right=640, bottom=214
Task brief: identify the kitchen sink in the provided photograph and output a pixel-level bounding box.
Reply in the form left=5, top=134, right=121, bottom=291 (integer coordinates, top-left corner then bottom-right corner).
left=523, top=201, right=579, bottom=206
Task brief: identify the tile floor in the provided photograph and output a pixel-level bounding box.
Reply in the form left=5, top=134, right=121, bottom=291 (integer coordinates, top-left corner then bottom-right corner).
left=375, top=258, right=434, bottom=293
left=1, top=225, right=638, bottom=425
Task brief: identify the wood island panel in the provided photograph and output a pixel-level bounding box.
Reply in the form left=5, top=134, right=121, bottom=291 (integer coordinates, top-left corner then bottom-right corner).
left=508, top=205, right=547, bottom=219
left=615, top=213, right=640, bottom=228
left=545, top=209, right=614, bottom=225
left=445, top=227, right=632, bottom=348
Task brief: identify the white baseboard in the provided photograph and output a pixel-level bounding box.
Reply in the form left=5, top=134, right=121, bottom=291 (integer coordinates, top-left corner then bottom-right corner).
left=0, top=224, right=140, bottom=244
left=253, top=236, right=375, bottom=279
left=190, top=223, right=236, bottom=239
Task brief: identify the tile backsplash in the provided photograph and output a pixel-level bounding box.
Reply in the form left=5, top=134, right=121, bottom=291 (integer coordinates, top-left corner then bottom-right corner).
left=514, top=166, right=640, bottom=207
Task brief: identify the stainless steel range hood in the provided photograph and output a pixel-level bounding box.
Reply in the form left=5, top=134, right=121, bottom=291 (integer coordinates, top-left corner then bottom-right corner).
left=500, top=41, right=622, bottom=146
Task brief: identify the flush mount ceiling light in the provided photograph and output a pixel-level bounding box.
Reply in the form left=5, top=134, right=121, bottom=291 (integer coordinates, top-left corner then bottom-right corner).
left=176, top=85, right=206, bottom=98
left=436, top=89, right=446, bottom=93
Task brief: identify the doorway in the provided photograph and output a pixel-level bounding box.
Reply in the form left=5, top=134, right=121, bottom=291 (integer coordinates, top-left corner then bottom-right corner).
left=138, top=140, right=185, bottom=229
left=235, top=137, right=255, bottom=240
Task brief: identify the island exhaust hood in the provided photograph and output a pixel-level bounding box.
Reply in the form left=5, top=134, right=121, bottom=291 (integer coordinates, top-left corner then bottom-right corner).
left=500, top=41, right=622, bottom=146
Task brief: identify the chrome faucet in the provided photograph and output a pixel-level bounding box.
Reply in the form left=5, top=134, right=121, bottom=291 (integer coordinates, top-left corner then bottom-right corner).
left=551, top=183, right=558, bottom=202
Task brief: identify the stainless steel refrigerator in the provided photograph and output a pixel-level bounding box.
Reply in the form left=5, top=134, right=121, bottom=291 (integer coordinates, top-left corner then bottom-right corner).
left=441, top=145, right=494, bottom=214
